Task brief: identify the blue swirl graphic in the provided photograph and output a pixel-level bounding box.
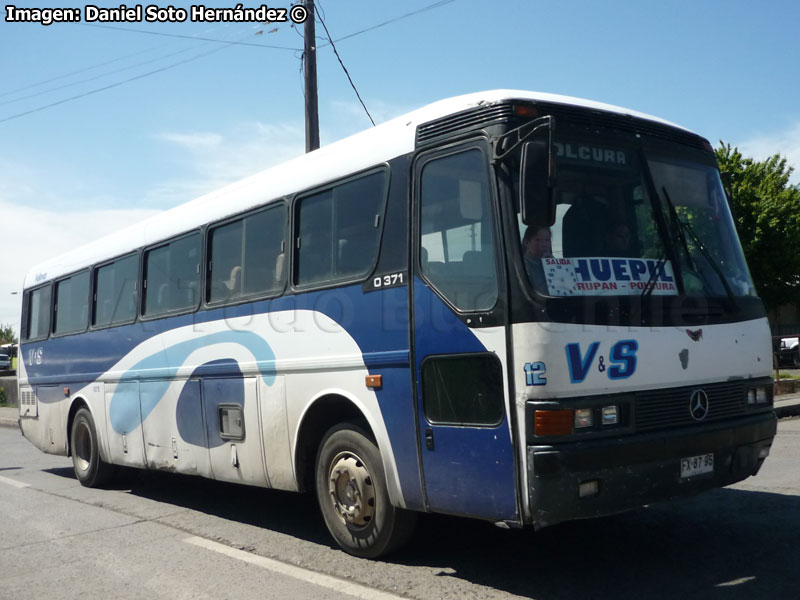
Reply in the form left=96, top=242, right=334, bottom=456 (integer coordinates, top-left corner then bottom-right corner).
left=109, top=330, right=275, bottom=434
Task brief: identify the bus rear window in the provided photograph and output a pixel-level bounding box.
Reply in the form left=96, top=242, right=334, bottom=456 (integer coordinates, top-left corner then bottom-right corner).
left=23, top=284, right=52, bottom=341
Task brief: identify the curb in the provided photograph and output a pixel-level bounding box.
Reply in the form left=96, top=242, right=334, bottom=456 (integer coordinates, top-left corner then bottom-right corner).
left=775, top=404, right=800, bottom=419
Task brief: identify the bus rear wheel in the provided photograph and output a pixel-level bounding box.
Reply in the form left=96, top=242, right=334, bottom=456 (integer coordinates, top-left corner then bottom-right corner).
left=71, top=407, right=114, bottom=487
left=315, top=423, right=416, bottom=558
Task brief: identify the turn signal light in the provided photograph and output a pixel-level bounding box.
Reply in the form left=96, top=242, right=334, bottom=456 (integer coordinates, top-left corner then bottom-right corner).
left=534, top=410, right=573, bottom=436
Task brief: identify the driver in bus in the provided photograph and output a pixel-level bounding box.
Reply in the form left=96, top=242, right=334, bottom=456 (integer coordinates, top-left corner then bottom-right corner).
left=522, top=225, right=552, bottom=291
left=603, top=221, right=635, bottom=257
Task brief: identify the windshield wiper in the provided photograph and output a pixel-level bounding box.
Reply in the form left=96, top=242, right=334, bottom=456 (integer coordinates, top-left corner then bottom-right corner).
left=661, top=186, right=737, bottom=308
left=640, top=254, right=668, bottom=298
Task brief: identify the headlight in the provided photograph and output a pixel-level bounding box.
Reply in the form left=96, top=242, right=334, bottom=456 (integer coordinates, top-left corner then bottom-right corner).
left=748, top=387, right=769, bottom=405
left=756, top=387, right=768, bottom=404
left=602, top=405, right=619, bottom=425
left=574, top=408, right=593, bottom=428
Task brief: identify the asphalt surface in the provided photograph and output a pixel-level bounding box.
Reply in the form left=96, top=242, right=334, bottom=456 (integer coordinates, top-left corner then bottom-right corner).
left=2, top=418, right=800, bottom=600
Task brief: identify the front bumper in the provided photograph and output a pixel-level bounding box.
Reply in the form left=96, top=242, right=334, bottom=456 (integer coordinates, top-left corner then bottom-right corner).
left=527, top=411, right=777, bottom=528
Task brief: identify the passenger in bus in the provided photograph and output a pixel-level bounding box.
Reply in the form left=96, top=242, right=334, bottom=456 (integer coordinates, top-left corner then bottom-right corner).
left=603, top=221, right=636, bottom=257
left=522, top=225, right=552, bottom=291
left=274, top=252, right=285, bottom=285
left=562, top=196, right=607, bottom=257
left=226, top=265, right=242, bottom=297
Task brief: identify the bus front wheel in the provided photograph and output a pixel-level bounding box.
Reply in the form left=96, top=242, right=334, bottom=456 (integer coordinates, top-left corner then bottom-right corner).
left=315, top=423, right=416, bottom=558
left=71, top=407, right=114, bottom=487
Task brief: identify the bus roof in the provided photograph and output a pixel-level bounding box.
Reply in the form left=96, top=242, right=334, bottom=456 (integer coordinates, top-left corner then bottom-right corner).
left=23, top=89, right=689, bottom=289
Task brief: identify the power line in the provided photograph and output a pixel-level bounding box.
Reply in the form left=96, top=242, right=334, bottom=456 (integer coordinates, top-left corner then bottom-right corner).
left=317, top=0, right=457, bottom=48
left=81, top=23, right=301, bottom=50
left=76, top=1, right=457, bottom=51
left=0, top=44, right=209, bottom=107
left=0, top=22, right=277, bottom=123
left=2, top=21, right=265, bottom=105
left=0, top=47, right=159, bottom=99
left=0, top=42, right=235, bottom=125
left=1, top=1, right=458, bottom=125
left=315, top=3, right=374, bottom=127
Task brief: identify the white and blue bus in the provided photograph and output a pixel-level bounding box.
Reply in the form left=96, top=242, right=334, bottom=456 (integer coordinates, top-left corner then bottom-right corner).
left=18, top=91, right=776, bottom=557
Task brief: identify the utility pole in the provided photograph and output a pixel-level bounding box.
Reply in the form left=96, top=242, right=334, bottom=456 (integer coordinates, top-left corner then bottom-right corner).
left=303, top=0, right=320, bottom=152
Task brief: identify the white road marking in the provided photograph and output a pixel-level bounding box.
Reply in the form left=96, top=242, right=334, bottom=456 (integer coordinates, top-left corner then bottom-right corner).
left=184, top=536, right=408, bottom=600
left=0, top=474, right=30, bottom=488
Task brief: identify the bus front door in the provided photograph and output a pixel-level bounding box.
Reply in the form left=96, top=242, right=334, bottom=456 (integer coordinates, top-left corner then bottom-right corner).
left=412, top=145, right=518, bottom=522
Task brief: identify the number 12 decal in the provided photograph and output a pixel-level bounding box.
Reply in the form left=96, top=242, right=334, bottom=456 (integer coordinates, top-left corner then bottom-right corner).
left=524, top=362, right=547, bottom=386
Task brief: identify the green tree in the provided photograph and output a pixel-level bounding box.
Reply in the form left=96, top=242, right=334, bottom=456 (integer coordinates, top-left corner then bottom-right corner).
left=0, top=323, right=16, bottom=345
left=716, top=143, right=800, bottom=313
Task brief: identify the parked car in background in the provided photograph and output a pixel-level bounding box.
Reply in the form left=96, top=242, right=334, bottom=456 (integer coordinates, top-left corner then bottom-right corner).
left=776, top=336, right=800, bottom=368
left=0, top=353, right=10, bottom=369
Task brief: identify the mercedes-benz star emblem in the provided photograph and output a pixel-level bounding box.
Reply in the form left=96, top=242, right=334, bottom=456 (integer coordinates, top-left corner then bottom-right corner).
left=689, top=389, right=710, bottom=421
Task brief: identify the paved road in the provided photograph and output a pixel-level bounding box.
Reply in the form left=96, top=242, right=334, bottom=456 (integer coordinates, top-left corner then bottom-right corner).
left=1, top=421, right=799, bottom=600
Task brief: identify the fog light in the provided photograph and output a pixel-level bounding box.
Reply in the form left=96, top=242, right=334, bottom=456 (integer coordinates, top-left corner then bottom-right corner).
left=579, top=480, right=600, bottom=498
left=758, top=447, right=770, bottom=459
left=756, top=387, right=768, bottom=404
left=747, top=389, right=756, bottom=405
left=574, top=408, right=593, bottom=428
left=602, top=405, right=619, bottom=425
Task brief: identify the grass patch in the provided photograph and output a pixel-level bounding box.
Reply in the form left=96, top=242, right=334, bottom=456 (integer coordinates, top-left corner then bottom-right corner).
left=777, top=372, right=800, bottom=380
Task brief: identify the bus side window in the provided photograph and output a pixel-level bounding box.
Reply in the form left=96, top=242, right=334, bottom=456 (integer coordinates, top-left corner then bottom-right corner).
left=53, top=271, right=90, bottom=336
left=93, top=254, right=138, bottom=327
left=208, top=204, right=287, bottom=304
left=143, top=233, right=201, bottom=317
left=295, top=171, right=387, bottom=287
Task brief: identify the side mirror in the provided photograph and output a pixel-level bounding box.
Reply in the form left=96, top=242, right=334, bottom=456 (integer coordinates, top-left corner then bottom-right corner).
left=520, top=140, right=556, bottom=226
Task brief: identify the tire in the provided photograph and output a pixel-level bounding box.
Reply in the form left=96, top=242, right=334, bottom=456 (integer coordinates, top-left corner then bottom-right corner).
left=71, top=407, right=115, bottom=487
left=793, top=350, right=800, bottom=369
left=315, top=423, right=416, bottom=558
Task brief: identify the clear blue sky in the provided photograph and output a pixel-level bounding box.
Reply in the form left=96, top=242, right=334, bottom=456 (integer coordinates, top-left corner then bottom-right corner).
left=2, top=0, right=799, bottom=328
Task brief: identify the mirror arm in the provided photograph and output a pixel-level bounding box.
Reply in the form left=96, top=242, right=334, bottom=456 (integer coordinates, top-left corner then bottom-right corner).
left=545, top=116, right=556, bottom=186
left=492, top=115, right=554, bottom=162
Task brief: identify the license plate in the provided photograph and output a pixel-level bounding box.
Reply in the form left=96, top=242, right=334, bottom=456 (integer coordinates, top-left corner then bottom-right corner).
left=680, top=453, right=714, bottom=479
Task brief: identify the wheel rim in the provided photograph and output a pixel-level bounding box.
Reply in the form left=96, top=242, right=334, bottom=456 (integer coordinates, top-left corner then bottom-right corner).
left=327, top=451, right=376, bottom=529
left=73, top=419, right=92, bottom=474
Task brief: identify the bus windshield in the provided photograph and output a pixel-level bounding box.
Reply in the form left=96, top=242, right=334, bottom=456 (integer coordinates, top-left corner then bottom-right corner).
left=518, top=138, right=756, bottom=299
